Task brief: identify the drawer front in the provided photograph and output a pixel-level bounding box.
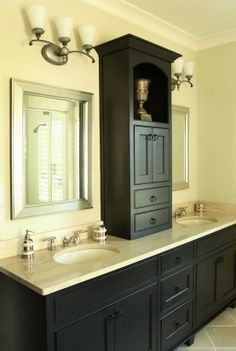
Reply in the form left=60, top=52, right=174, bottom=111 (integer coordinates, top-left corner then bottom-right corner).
left=161, top=300, right=193, bottom=350
left=161, top=266, right=194, bottom=312
left=197, top=225, right=236, bottom=258
left=135, top=207, right=169, bottom=232
left=53, top=257, right=157, bottom=324
left=160, top=243, right=194, bottom=275
left=134, top=187, right=169, bottom=209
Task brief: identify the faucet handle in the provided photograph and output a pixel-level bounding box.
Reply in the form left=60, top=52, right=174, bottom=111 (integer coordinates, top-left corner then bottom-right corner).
left=62, top=236, right=70, bottom=247
left=43, top=236, right=56, bottom=250
left=72, top=231, right=81, bottom=245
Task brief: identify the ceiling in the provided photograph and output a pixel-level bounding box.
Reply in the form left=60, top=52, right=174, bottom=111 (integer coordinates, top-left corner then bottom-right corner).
left=125, top=0, right=236, bottom=38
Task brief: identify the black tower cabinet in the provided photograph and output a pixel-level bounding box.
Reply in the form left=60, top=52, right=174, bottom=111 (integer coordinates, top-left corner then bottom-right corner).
left=96, top=34, right=180, bottom=239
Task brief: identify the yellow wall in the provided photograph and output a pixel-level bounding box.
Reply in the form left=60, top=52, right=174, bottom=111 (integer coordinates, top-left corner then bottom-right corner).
left=197, top=42, right=236, bottom=204
left=0, top=0, right=197, bottom=241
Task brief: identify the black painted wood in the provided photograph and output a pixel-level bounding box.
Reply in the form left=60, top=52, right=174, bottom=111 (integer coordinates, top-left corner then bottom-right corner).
left=95, top=34, right=180, bottom=239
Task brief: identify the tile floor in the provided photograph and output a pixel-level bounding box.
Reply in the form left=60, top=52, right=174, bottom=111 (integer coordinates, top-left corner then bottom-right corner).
left=176, top=307, right=236, bottom=350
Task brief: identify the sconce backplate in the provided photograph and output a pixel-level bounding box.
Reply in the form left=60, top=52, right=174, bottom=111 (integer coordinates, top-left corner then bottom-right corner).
left=41, top=44, right=68, bottom=65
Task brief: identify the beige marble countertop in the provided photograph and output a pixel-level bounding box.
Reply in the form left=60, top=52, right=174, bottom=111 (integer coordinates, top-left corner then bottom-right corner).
left=0, top=212, right=236, bottom=296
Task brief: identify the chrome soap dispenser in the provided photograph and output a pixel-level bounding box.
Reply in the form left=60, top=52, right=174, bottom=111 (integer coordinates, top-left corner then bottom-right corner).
left=22, top=229, right=34, bottom=259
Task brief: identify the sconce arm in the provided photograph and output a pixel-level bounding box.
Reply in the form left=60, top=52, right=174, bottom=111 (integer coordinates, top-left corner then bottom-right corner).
left=171, top=75, right=193, bottom=91
left=68, top=49, right=95, bottom=63
left=29, top=38, right=59, bottom=48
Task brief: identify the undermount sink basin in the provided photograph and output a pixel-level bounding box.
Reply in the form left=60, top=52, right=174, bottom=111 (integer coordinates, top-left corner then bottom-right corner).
left=177, top=216, right=217, bottom=226
left=53, top=245, right=120, bottom=265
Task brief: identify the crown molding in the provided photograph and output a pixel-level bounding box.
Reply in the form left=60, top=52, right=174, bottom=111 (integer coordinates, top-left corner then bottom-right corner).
left=81, top=0, right=236, bottom=51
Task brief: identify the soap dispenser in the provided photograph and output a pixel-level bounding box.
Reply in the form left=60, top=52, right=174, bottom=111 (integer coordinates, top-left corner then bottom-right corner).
left=22, top=229, right=34, bottom=259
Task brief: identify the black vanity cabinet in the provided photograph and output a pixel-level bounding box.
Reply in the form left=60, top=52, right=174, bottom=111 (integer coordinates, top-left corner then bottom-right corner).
left=95, top=34, right=180, bottom=239
left=0, top=257, right=157, bottom=351
left=196, top=225, right=236, bottom=326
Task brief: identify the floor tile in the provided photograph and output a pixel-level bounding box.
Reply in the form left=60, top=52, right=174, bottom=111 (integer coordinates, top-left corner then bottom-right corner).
left=208, top=309, right=236, bottom=326
left=206, top=326, right=236, bottom=348
left=176, top=328, right=213, bottom=349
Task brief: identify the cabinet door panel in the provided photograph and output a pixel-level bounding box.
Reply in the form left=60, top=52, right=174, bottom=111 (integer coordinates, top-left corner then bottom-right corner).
left=217, top=245, right=236, bottom=303
left=196, top=255, right=218, bottom=325
left=134, top=126, right=153, bottom=184
left=115, top=284, right=157, bottom=351
left=152, top=128, right=169, bottom=182
left=56, top=306, right=114, bottom=351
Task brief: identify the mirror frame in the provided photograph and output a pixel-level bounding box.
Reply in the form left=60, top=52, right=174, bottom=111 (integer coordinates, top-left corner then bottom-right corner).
left=172, top=105, right=189, bottom=191
left=10, top=79, right=93, bottom=219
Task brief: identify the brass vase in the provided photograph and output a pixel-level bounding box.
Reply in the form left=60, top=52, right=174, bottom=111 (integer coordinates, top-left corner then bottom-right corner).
left=135, top=78, right=152, bottom=121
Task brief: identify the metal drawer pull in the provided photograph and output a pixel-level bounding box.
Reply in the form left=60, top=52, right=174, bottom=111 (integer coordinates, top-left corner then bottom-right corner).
left=150, top=195, right=157, bottom=203
left=115, top=311, right=123, bottom=319
left=176, top=256, right=183, bottom=264
left=150, top=217, right=157, bottom=225
left=175, top=321, right=182, bottom=329
left=152, top=134, right=159, bottom=141
left=147, top=134, right=153, bottom=141
left=109, top=313, right=116, bottom=322
left=175, top=286, right=181, bottom=294
left=216, top=257, right=224, bottom=264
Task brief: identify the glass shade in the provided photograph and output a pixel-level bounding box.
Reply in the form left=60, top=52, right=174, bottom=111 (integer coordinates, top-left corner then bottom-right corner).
left=55, top=16, right=73, bottom=38
left=26, top=4, right=47, bottom=30
left=78, top=25, right=96, bottom=46
left=172, top=58, right=184, bottom=75
left=184, top=62, right=194, bottom=76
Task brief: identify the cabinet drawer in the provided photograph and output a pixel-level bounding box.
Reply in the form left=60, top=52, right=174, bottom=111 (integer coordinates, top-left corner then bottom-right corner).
left=53, top=257, right=157, bottom=324
left=197, top=225, right=236, bottom=258
left=161, top=300, right=193, bottom=350
left=135, top=207, right=169, bottom=232
left=134, top=187, right=169, bottom=208
left=161, top=266, right=194, bottom=312
left=160, top=243, right=194, bottom=275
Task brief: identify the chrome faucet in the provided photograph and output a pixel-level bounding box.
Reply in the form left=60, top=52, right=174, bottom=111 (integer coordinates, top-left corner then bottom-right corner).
left=43, top=236, right=56, bottom=250
left=175, top=207, right=188, bottom=218
left=62, top=231, right=81, bottom=247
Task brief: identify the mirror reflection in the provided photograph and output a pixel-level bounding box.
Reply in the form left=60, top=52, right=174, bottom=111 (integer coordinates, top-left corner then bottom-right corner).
left=11, top=79, right=93, bottom=218
left=172, top=105, right=189, bottom=191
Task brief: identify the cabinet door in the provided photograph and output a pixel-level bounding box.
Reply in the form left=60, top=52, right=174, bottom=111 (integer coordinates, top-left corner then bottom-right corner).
left=196, top=255, right=218, bottom=325
left=115, top=284, right=157, bottom=351
left=217, top=245, right=236, bottom=304
left=134, top=126, right=153, bottom=184
left=152, top=128, right=169, bottom=182
left=56, top=305, right=115, bottom=351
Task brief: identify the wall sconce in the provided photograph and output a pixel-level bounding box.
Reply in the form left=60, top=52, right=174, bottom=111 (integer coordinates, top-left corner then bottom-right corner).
left=171, top=58, right=194, bottom=91
left=26, top=5, right=96, bottom=65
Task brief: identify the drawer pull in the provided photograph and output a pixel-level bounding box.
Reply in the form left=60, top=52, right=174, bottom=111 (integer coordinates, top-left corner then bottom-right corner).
left=147, top=134, right=153, bottom=141
left=175, top=286, right=181, bottom=294
left=152, top=134, right=159, bottom=141
left=150, top=217, right=157, bottom=225
left=216, top=257, right=224, bottom=264
left=176, top=256, right=183, bottom=264
left=175, top=321, right=182, bottom=329
left=150, top=195, right=157, bottom=203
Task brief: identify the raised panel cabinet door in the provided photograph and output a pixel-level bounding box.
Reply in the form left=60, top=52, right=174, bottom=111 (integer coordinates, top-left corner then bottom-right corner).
left=217, top=245, right=236, bottom=304
left=56, top=305, right=115, bottom=351
left=196, top=255, right=218, bottom=325
left=115, top=284, right=157, bottom=351
left=152, top=128, right=169, bottom=182
left=134, top=126, right=153, bottom=184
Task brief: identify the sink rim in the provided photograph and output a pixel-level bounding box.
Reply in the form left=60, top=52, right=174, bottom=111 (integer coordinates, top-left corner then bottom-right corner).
left=53, top=244, right=120, bottom=265
left=176, top=215, right=218, bottom=226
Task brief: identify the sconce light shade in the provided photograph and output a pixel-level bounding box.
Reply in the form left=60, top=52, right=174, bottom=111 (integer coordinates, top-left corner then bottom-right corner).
left=183, top=62, right=194, bottom=76
left=26, top=4, right=47, bottom=30
left=171, top=57, right=194, bottom=91
left=78, top=25, right=96, bottom=48
left=55, top=16, right=73, bottom=39
left=172, top=58, right=184, bottom=75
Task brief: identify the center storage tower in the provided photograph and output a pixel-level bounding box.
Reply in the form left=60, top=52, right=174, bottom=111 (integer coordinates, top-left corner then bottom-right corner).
left=96, top=34, right=180, bottom=239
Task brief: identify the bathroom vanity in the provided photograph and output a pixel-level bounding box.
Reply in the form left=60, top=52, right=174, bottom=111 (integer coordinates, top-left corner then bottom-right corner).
left=0, top=216, right=236, bottom=351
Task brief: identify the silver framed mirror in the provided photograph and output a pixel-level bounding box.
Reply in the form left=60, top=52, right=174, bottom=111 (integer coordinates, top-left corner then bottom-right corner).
left=10, top=79, right=93, bottom=219
left=172, top=105, right=189, bottom=191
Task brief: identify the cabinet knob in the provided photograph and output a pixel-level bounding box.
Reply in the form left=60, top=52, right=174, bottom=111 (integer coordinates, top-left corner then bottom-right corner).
left=216, top=257, right=224, bottom=264
left=115, top=311, right=123, bottom=319
left=150, top=218, right=157, bottom=225
left=150, top=195, right=157, bottom=203
left=147, top=134, right=153, bottom=141
left=109, top=313, right=116, bottom=322
left=176, top=256, right=183, bottom=264
left=152, top=134, right=159, bottom=141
